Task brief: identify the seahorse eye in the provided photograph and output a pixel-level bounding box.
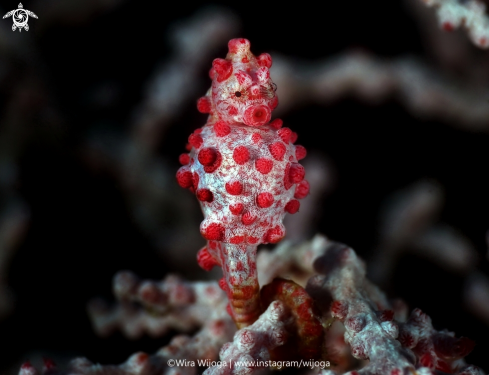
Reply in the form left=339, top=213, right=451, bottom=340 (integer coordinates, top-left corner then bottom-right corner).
left=235, top=91, right=242, bottom=97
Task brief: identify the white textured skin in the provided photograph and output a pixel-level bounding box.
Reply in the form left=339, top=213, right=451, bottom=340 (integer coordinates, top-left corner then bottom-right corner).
left=192, top=123, right=297, bottom=244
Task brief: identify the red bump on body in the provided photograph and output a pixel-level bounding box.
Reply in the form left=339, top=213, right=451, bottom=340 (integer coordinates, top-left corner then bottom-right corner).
left=295, top=145, right=307, bottom=160
left=212, top=58, right=233, bottom=82
left=219, top=277, right=229, bottom=292
left=197, top=247, right=219, bottom=271
left=256, top=192, right=274, bottom=208
left=269, top=118, right=283, bottom=129
left=229, top=203, right=244, bottom=215
left=265, top=225, right=285, bottom=243
left=289, top=163, right=305, bottom=183
left=202, top=222, right=225, bottom=241
left=233, top=146, right=250, bottom=165
left=214, top=121, right=231, bottom=137
left=243, top=105, right=271, bottom=126
left=278, top=127, right=292, bottom=143
left=179, top=153, right=190, bottom=165
left=225, top=180, right=243, bottom=195
left=251, top=133, right=262, bottom=143
left=203, top=150, right=222, bottom=173
left=228, top=106, right=238, bottom=116
left=176, top=168, right=193, bottom=188
left=230, top=236, right=245, bottom=244
left=198, top=147, right=217, bottom=166
left=269, top=141, right=286, bottom=161
left=242, top=212, right=257, bottom=225
left=294, top=180, right=310, bottom=199
left=247, top=236, right=258, bottom=244
left=196, top=188, right=213, bottom=202
left=257, top=53, right=272, bottom=68
left=255, top=158, right=273, bottom=174
left=290, top=131, right=298, bottom=143
left=285, top=199, right=300, bottom=214
left=197, top=96, right=212, bottom=113
left=188, top=133, right=203, bottom=149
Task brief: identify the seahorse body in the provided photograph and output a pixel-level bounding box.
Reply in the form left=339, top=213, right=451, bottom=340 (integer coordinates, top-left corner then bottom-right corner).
left=177, top=38, right=309, bottom=328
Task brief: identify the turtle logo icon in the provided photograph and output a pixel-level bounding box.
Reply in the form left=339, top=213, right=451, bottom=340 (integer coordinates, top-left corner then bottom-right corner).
left=3, top=3, right=37, bottom=32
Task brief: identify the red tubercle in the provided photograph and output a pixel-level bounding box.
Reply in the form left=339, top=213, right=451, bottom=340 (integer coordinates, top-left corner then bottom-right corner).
left=197, top=96, right=212, bottom=113
left=257, top=53, right=272, bottom=68
left=269, top=141, right=287, bottom=161
left=202, top=222, right=225, bottom=241
left=247, top=236, right=259, bottom=244
left=290, top=131, right=298, bottom=143
left=285, top=200, right=300, bottom=214
left=269, top=118, right=283, bottom=129
left=176, top=168, right=193, bottom=189
left=255, top=158, right=273, bottom=174
left=242, top=211, right=257, bottom=225
left=233, top=146, right=250, bottom=164
left=289, top=163, right=305, bottom=183
left=256, top=192, right=274, bottom=208
left=230, top=235, right=245, bottom=244
left=265, top=225, right=285, bottom=243
left=243, top=105, right=271, bottom=126
left=229, top=203, right=244, bottom=215
left=219, top=277, right=229, bottom=292
left=251, top=133, right=262, bottom=143
left=188, top=133, right=203, bottom=149
left=278, top=127, right=292, bottom=143
left=225, top=180, right=243, bottom=195
left=295, top=145, right=307, bottom=160
left=179, top=153, right=190, bottom=165
left=294, top=180, right=310, bottom=199
left=235, top=71, right=253, bottom=87
left=185, top=143, right=192, bottom=151
left=196, top=188, right=213, bottom=202
left=214, top=121, right=231, bottom=137
left=203, top=150, right=222, bottom=173
left=212, top=58, right=233, bottom=82
left=228, top=106, right=238, bottom=116
left=197, top=247, right=219, bottom=271
left=198, top=147, right=217, bottom=166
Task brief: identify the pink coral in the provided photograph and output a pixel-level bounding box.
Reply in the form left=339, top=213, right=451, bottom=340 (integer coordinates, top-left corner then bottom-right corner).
left=176, top=38, right=309, bottom=328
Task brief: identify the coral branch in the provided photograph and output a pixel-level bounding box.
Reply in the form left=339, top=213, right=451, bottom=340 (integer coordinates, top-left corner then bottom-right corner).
left=203, top=300, right=288, bottom=375
left=88, top=271, right=230, bottom=338
left=307, top=239, right=483, bottom=374
left=419, top=0, right=489, bottom=48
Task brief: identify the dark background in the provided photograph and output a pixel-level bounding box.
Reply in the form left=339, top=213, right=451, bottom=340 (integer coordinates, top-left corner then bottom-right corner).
left=0, top=0, right=488, bottom=373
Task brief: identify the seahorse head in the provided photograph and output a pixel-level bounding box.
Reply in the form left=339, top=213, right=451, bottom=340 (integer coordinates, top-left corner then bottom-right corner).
left=197, top=38, right=278, bottom=127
